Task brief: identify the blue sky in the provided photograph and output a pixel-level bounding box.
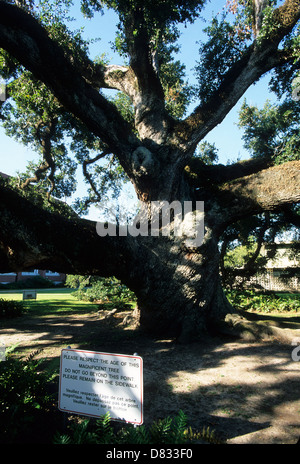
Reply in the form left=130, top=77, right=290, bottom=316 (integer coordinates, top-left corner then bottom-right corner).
left=0, top=0, right=277, bottom=217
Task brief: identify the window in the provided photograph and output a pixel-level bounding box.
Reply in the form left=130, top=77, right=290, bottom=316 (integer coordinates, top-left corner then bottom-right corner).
left=22, top=269, right=39, bottom=276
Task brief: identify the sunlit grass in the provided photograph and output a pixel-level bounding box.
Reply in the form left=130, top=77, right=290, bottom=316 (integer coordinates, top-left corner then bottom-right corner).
left=0, top=288, right=99, bottom=316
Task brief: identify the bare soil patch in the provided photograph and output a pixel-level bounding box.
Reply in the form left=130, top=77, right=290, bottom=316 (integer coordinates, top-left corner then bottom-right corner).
left=1, top=308, right=300, bottom=444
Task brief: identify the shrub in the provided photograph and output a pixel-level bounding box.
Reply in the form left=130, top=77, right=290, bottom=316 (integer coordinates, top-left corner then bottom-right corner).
left=0, top=298, right=24, bottom=319
left=0, top=349, right=54, bottom=443
left=53, top=410, right=223, bottom=444
left=69, top=276, right=136, bottom=308
left=226, top=290, right=300, bottom=313
left=0, top=350, right=223, bottom=444
left=4, top=275, right=55, bottom=290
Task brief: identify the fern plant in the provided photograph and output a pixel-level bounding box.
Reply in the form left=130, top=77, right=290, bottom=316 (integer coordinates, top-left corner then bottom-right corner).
left=95, top=412, right=117, bottom=444
left=0, top=348, right=53, bottom=443
left=54, top=420, right=98, bottom=444
left=53, top=410, right=223, bottom=445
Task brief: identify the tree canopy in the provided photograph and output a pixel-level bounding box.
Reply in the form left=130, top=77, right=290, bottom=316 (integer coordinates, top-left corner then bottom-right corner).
left=0, top=0, right=299, bottom=340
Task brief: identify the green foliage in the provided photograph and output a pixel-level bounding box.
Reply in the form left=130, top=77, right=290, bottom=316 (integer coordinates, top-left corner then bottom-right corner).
left=67, top=275, right=136, bottom=308
left=220, top=208, right=299, bottom=294
left=0, top=1, right=92, bottom=204
left=65, top=274, right=89, bottom=289
left=220, top=213, right=271, bottom=290
left=87, top=0, right=207, bottom=32
left=0, top=298, right=24, bottom=319
left=53, top=410, right=223, bottom=444
left=224, top=234, right=266, bottom=269
left=194, top=141, right=219, bottom=165
left=256, top=3, right=280, bottom=44
left=226, top=290, right=300, bottom=313
left=238, top=99, right=300, bottom=164
left=111, top=92, right=135, bottom=127
left=155, top=28, right=193, bottom=119
left=2, top=70, right=78, bottom=200
left=0, top=174, right=79, bottom=220
left=269, top=19, right=300, bottom=100
left=3, top=275, right=56, bottom=290
left=146, top=409, right=188, bottom=444
left=54, top=419, right=98, bottom=444
left=195, top=10, right=250, bottom=104
left=0, top=349, right=53, bottom=443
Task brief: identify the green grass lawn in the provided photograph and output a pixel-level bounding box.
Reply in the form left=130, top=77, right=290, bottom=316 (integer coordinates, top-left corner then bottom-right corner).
left=0, top=287, right=99, bottom=316
left=0, top=287, right=74, bottom=298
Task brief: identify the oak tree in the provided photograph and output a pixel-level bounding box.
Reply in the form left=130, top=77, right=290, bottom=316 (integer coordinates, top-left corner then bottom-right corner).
left=0, top=0, right=299, bottom=342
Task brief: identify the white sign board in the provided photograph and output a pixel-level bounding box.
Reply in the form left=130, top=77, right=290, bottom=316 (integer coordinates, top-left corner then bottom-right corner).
left=58, top=348, right=143, bottom=425
left=23, top=290, right=37, bottom=300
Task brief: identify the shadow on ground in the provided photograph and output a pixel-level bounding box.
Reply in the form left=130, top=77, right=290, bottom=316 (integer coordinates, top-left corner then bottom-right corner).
left=1, top=306, right=300, bottom=444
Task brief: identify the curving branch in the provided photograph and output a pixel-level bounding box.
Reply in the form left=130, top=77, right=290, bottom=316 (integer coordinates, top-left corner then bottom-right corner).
left=0, top=2, right=139, bottom=168
left=209, top=160, right=300, bottom=230
left=219, top=211, right=270, bottom=286
left=185, top=156, right=273, bottom=188
left=173, top=0, right=300, bottom=155
left=243, top=212, right=270, bottom=271
left=121, top=6, right=173, bottom=143
left=21, top=119, right=57, bottom=199
left=82, top=150, right=110, bottom=204
left=0, top=181, right=136, bottom=280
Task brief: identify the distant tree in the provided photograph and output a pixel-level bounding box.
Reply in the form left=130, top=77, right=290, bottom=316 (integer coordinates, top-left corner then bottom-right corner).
left=220, top=76, right=300, bottom=289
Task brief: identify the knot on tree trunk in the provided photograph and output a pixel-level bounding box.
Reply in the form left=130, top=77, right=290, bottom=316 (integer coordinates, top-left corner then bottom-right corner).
left=131, top=146, right=157, bottom=178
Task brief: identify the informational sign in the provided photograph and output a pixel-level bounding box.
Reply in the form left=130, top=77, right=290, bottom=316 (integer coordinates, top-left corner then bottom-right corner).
left=58, top=348, right=143, bottom=425
left=0, top=342, right=5, bottom=362
left=23, top=290, right=37, bottom=300
left=0, top=78, right=6, bottom=102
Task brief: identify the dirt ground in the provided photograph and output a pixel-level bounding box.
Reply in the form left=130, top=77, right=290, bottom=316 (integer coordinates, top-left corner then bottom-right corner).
left=1, top=308, right=300, bottom=444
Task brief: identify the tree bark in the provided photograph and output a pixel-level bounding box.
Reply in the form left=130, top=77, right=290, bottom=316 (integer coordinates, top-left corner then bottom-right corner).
left=128, top=232, right=232, bottom=342
left=0, top=182, right=231, bottom=341
left=0, top=161, right=298, bottom=341
left=0, top=182, right=135, bottom=279
left=0, top=2, right=300, bottom=342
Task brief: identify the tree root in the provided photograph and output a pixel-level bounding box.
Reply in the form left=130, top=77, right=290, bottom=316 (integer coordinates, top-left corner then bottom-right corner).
left=216, top=310, right=300, bottom=343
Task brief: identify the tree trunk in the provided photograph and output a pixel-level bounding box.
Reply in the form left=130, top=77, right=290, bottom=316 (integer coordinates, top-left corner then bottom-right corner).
left=1, top=160, right=299, bottom=342
left=0, top=2, right=300, bottom=345
left=118, top=221, right=233, bottom=342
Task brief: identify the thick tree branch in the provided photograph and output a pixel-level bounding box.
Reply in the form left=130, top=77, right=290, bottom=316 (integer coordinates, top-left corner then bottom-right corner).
left=0, top=2, right=139, bottom=170
left=122, top=6, right=173, bottom=144
left=83, top=62, right=137, bottom=99
left=209, top=161, right=300, bottom=230
left=271, top=0, right=300, bottom=42
left=176, top=49, right=292, bottom=153
left=80, top=5, right=173, bottom=144
left=0, top=182, right=135, bottom=281
left=185, top=156, right=273, bottom=188
left=173, top=0, right=300, bottom=154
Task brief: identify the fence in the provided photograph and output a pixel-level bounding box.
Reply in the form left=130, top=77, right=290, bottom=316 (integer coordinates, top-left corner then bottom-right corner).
left=241, top=270, right=299, bottom=292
